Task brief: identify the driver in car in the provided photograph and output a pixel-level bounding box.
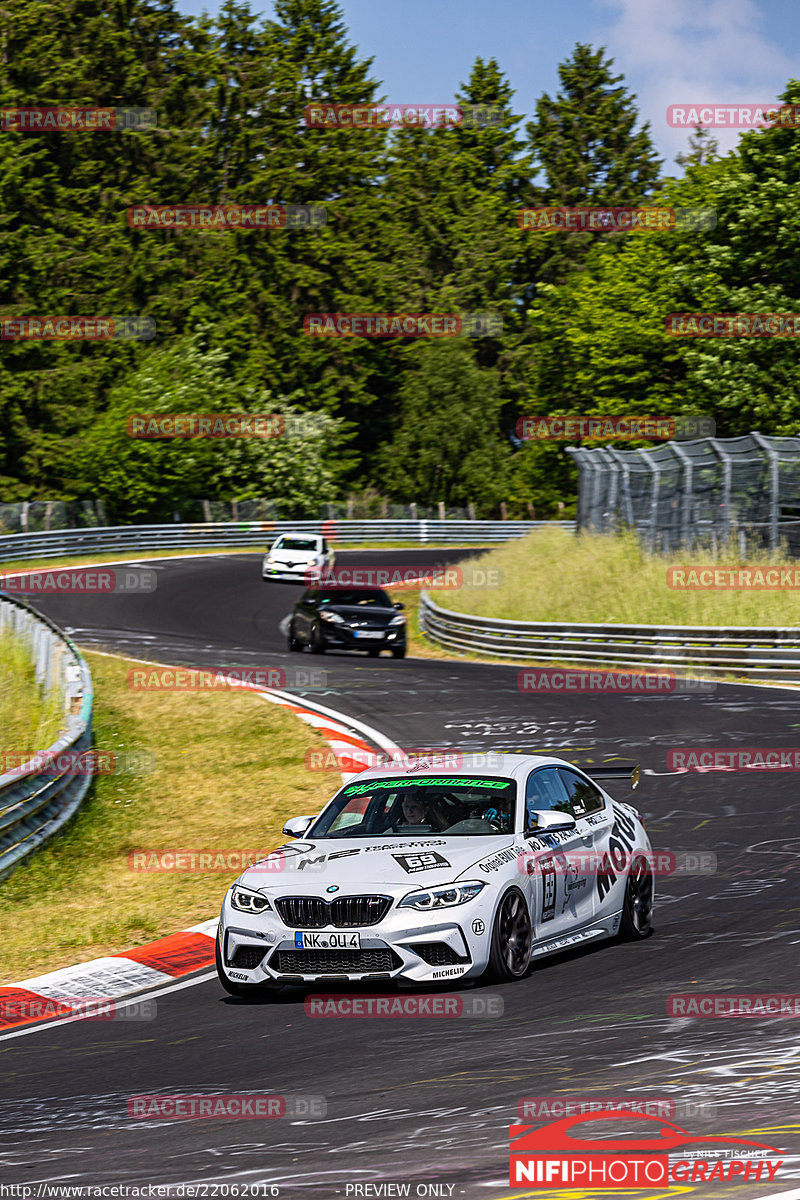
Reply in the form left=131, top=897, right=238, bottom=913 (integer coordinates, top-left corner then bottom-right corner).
left=396, top=794, right=449, bottom=831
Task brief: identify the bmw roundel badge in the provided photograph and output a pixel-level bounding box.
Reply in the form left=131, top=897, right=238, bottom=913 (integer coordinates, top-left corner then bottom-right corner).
left=326, top=885, right=339, bottom=893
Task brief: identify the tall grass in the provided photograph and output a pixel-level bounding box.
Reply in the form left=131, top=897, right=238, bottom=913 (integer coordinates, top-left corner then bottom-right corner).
left=0, top=628, right=65, bottom=757
left=439, top=527, right=800, bottom=626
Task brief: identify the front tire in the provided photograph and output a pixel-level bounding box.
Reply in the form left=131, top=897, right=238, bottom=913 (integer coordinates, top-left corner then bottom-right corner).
left=391, top=645, right=406, bottom=659
left=619, top=853, right=654, bottom=939
left=287, top=621, right=302, bottom=652
left=486, top=889, right=532, bottom=981
left=310, top=622, right=326, bottom=654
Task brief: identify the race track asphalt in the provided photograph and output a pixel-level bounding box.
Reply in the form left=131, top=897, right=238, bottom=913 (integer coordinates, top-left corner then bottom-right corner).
left=1, top=549, right=798, bottom=1197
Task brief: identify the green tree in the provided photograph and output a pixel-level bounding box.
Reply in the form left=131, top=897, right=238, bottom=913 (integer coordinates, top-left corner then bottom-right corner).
left=525, top=43, right=663, bottom=284
left=378, top=341, right=510, bottom=513
left=675, top=124, right=720, bottom=169
left=0, top=0, right=210, bottom=498
left=73, top=333, right=349, bottom=521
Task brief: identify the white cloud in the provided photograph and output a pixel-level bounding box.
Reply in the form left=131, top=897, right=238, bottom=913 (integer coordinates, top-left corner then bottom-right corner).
left=596, top=0, right=796, bottom=163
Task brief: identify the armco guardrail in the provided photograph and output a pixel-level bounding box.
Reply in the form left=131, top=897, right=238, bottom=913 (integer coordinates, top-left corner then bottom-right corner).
left=420, top=593, right=800, bottom=680
left=0, top=596, right=93, bottom=882
left=0, top=519, right=573, bottom=563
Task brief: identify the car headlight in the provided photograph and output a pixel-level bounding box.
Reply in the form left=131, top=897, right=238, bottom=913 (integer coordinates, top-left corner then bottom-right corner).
left=264, top=556, right=276, bottom=565
left=389, top=615, right=406, bottom=626
left=398, top=881, right=485, bottom=910
left=229, top=885, right=272, bottom=914
left=320, top=610, right=345, bottom=624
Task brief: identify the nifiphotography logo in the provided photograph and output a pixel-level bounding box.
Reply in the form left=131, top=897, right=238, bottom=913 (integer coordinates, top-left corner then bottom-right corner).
left=508, top=1110, right=783, bottom=1188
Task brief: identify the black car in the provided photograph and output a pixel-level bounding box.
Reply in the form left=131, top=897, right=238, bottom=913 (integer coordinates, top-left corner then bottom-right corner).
left=288, top=587, right=407, bottom=658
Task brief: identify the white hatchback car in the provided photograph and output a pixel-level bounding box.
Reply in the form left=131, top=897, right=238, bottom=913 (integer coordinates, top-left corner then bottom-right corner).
left=262, top=533, right=334, bottom=584
left=216, top=754, right=653, bottom=996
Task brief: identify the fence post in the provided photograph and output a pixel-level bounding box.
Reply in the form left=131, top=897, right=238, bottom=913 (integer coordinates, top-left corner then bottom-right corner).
left=751, top=432, right=779, bottom=551
left=668, top=441, right=693, bottom=550
left=438, top=501, right=445, bottom=520
left=637, top=449, right=661, bottom=553
left=708, top=439, right=732, bottom=548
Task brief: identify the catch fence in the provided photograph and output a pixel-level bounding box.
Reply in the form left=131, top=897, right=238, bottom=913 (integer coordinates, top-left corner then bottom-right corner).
left=567, top=434, right=800, bottom=555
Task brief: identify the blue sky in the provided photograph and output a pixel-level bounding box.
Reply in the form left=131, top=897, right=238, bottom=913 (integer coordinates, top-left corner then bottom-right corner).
left=176, top=0, right=800, bottom=165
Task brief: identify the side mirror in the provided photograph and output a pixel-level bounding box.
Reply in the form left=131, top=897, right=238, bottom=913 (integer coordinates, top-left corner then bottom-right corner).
left=393, top=602, right=405, bottom=610
left=305, top=596, right=318, bottom=608
left=282, top=815, right=315, bottom=838
left=528, top=809, right=577, bottom=834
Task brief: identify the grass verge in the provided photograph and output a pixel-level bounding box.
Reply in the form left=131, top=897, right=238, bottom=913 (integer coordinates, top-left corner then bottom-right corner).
left=0, top=649, right=338, bottom=983
left=421, top=527, right=800, bottom=627
left=0, top=628, right=65, bottom=757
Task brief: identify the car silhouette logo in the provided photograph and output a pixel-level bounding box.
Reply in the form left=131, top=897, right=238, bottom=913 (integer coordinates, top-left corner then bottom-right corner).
left=510, top=1111, right=781, bottom=1155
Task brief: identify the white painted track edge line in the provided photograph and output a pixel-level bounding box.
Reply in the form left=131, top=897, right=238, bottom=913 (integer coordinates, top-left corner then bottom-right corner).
left=257, top=686, right=402, bottom=754
left=0, top=970, right=218, bottom=1042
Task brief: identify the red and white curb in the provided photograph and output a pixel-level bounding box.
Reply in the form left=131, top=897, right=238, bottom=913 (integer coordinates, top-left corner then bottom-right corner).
left=0, top=675, right=400, bottom=1035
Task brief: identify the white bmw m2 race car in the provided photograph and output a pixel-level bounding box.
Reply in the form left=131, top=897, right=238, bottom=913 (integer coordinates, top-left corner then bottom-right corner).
left=216, top=753, right=653, bottom=995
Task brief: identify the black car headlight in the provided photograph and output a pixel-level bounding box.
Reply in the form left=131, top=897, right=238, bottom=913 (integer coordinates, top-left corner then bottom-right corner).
left=320, top=610, right=345, bottom=624
left=229, top=885, right=272, bottom=914
left=398, top=881, right=485, bottom=910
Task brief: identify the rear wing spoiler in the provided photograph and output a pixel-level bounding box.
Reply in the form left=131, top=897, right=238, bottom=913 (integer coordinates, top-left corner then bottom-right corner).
left=582, top=764, right=641, bottom=791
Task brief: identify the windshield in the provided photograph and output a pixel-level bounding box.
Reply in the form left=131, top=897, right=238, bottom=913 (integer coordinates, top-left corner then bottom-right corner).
left=274, top=537, right=318, bottom=551
left=319, top=588, right=392, bottom=607
left=307, top=775, right=516, bottom=838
